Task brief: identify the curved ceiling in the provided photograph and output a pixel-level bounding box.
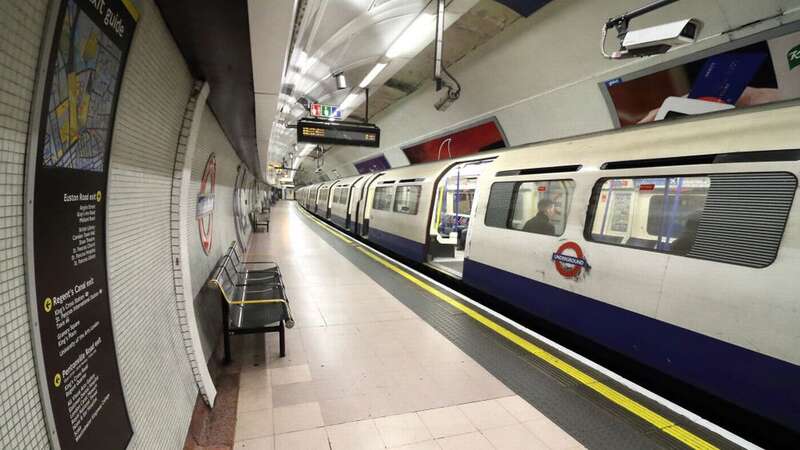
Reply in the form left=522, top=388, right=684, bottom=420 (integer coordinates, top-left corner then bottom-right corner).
left=261, top=0, right=485, bottom=185
left=157, top=0, right=535, bottom=184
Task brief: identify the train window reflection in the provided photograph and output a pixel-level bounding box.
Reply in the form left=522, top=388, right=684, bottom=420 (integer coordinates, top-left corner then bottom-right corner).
left=373, top=186, right=394, bottom=211
left=589, top=172, right=797, bottom=267
left=590, top=176, right=710, bottom=254
left=394, top=185, right=421, bottom=215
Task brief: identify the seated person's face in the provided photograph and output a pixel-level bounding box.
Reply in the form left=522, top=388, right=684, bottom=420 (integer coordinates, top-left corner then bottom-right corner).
left=544, top=206, right=556, bottom=220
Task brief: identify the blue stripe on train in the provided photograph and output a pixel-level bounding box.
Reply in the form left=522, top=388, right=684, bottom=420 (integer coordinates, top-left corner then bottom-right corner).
left=367, top=227, right=426, bottom=263
left=330, top=214, right=346, bottom=229
left=461, top=258, right=800, bottom=432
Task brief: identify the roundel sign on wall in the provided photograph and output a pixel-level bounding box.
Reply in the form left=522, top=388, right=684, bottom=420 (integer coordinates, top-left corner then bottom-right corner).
left=196, top=154, right=216, bottom=255
left=551, top=241, right=590, bottom=280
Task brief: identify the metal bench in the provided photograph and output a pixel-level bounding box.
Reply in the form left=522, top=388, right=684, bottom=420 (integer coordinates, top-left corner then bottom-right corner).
left=250, top=210, right=270, bottom=233
left=208, top=244, right=294, bottom=363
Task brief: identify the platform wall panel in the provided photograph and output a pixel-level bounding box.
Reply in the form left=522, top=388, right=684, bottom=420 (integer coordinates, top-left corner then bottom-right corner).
left=0, top=0, right=51, bottom=449
left=105, top=0, right=198, bottom=447
left=187, top=105, right=253, bottom=362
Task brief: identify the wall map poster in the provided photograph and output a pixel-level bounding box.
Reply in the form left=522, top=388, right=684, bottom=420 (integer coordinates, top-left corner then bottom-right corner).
left=30, top=0, right=138, bottom=448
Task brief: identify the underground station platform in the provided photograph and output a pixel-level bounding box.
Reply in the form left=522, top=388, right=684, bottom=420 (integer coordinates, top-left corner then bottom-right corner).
left=223, top=202, right=750, bottom=450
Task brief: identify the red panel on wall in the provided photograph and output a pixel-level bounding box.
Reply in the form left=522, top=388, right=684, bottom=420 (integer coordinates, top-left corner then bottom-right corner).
left=402, top=120, right=505, bottom=165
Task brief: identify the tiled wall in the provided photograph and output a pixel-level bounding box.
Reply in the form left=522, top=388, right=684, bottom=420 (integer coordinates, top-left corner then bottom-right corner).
left=105, top=0, right=198, bottom=447
left=0, top=0, right=52, bottom=448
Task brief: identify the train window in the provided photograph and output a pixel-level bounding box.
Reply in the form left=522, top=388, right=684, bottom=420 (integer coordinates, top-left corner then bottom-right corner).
left=590, top=177, right=709, bottom=251
left=485, top=183, right=515, bottom=228
left=485, top=180, right=575, bottom=236
left=394, top=185, right=421, bottom=215
left=373, top=186, right=394, bottom=211
left=587, top=172, right=797, bottom=267
left=334, top=188, right=345, bottom=204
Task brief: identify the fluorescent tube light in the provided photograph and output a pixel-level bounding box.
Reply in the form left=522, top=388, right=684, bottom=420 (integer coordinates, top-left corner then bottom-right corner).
left=358, top=63, right=388, bottom=88
left=339, top=93, right=360, bottom=111
left=386, top=13, right=436, bottom=58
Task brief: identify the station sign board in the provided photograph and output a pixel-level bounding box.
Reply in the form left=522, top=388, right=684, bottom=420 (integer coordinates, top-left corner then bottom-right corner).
left=309, top=103, right=342, bottom=119
left=27, top=0, right=137, bottom=448
left=297, top=118, right=380, bottom=147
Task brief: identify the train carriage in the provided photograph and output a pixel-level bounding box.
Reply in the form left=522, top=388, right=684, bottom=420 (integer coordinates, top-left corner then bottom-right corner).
left=297, top=103, right=800, bottom=435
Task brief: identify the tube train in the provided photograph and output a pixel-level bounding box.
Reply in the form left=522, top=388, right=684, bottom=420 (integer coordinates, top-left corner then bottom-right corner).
left=296, top=104, right=800, bottom=442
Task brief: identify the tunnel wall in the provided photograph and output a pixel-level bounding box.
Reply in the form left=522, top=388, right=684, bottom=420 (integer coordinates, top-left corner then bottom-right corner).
left=104, top=0, right=198, bottom=447
left=0, top=0, right=258, bottom=447
left=317, top=0, right=800, bottom=180
left=0, top=1, right=52, bottom=448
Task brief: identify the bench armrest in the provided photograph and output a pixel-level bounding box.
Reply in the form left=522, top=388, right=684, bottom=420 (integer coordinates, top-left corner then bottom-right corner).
left=240, top=261, right=278, bottom=267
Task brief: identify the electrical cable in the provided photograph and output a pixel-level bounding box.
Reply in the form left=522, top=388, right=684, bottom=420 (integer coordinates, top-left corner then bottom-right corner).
left=442, top=66, right=461, bottom=99
left=600, top=24, right=614, bottom=59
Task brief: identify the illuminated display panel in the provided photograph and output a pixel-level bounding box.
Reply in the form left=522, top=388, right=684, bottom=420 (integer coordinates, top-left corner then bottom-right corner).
left=297, top=119, right=381, bottom=147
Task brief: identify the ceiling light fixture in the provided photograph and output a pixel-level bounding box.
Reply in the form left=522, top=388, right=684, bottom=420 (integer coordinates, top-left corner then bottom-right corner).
left=333, top=71, right=347, bottom=89
left=339, top=93, right=360, bottom=111
left=386, top=13, right=436, bottom=58
left=358, top=62, right=388, bottom=88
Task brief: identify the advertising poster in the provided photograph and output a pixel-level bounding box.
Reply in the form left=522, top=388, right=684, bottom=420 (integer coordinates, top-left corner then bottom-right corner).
left=402, top=120, right=506, bottom=165
left=354, top=154, right=391, bottom=174
left=30, top=0, right=138, bottom=448
left=605, top=29, right=800, bottom=127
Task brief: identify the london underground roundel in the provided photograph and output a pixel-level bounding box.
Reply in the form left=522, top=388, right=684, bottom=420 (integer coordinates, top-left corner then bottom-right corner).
left=197, top=154, right=216, bottom=255
left=551, top=241, right=590, bottom=279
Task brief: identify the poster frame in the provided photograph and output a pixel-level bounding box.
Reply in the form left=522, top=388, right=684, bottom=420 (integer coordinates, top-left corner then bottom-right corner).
left=598, top=21, right=800, bottom=129
left=398, top=116, right=509, bottom=156
left=23, top=0, right=138, bottom=448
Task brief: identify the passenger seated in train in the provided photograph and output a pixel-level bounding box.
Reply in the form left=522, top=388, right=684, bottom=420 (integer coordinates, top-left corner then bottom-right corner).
left=670, top=211, right=701, bottom=255
left=523, top=199, right=557, bottom=235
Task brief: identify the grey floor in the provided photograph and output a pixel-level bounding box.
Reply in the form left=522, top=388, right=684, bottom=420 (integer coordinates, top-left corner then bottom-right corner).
left=232, top=202, right=740, bottom=450
left=233, top=203, right=585, bottom=449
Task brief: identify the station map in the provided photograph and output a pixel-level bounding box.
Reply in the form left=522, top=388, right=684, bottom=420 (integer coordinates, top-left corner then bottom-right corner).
left=43, top=1, right=122, bottom=172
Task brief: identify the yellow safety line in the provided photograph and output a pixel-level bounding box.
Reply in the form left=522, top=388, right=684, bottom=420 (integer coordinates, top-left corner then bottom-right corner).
left=229, top=299, right=286, bottom=306
left=298, top=207, right=719, bottom=450
left=121, top=0, right=141, bottom=21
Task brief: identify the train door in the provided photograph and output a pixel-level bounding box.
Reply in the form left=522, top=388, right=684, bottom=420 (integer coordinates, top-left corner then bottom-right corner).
left=345, top=176, right=364, bottom=229
left=326, top=181, right=339, bottom=218
left=426, top=159, right=495, bottom=277
left=310, top=185, right=320, bottom=211
left=357, top=173, right=383, bottom=236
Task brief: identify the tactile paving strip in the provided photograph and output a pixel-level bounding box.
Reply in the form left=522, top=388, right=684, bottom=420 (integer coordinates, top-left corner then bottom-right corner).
left=299, top=210, right=744, bottom=450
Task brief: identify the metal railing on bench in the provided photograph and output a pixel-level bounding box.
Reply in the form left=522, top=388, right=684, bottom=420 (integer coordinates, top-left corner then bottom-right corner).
left=208, top=242, right=294, bottom=363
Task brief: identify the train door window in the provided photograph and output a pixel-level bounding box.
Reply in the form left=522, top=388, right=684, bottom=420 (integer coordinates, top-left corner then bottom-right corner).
left=335, top=188, right=345, bottom=204
left=587, top=172, right=797, bottom=267
left=373, top=186, right=394, bottom=211
left=394, top=185, right=421, bottom=215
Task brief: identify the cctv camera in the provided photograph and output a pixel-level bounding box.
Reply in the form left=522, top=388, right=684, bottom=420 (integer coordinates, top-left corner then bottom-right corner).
left=434, top=84, right=461, bottom=112
left=619, top=18, right=700, bottom=58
